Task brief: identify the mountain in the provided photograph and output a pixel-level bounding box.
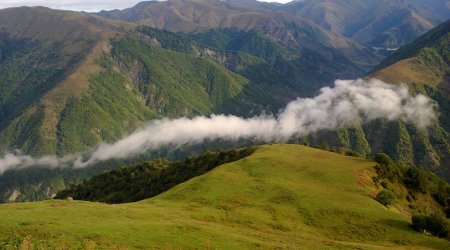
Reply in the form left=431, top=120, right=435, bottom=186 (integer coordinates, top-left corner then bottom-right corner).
left=0, top=5, right=379, bottom=202
left=284, top=0, right=450, bottom=49
left=96, top=0, right=379, bottom=69
left=1, top=145, right=449, bottom=249
left=0, top=4, right=380, bottom=157
left=309, top=20, right=450, bottom=179
left=0, top=7, right=146, bottom=156
left=0, top=2, right=449, bottom=203
left=369, top=19, right=450, bottom=174
left=0, top=7, right=271, bottom=157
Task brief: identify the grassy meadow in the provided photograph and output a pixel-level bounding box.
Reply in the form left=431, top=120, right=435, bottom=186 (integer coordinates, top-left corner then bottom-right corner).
left=0, top=144, right=449, bottom=249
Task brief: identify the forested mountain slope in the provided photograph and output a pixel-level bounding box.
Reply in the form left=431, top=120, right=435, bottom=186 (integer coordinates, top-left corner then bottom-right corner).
left=0, top=5, right=380, bottom=202
left=284, top=0, right=450, bottom=48
left=0, top=5, right=380, bottom=157
left=96, top=0, right=379, bottom=69
left=0, top=2, right=449, bottom=203
left=304, top=21, right=450, bottom=179
left=0, top=7, right=266, bottom=157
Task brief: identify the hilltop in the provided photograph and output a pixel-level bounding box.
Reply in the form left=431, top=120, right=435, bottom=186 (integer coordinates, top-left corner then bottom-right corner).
left=0, top=145, right=449, bottom=249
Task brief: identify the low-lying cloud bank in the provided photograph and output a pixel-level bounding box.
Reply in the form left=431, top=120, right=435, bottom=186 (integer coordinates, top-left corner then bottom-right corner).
left=0, top=78, right=437, bottom=174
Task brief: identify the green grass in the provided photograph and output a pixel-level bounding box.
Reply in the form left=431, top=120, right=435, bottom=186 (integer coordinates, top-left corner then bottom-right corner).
left=0, top=144, right=448, bottom=249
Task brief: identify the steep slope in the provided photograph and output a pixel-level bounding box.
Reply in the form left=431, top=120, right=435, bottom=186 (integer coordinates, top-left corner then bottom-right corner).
left=0, top=7, right=141, bottom=156
left=0, top=4, right=379, bottom=158
left=0, top=145, right=449, bottom=249
left=96, top=0, right=380, bottom=70
left=0, top=7, right=269, bottom=157
left=370, top=20, right=450, bottom=175
left=304, top=21, right=450, bottom=179
left=185, top=27, right=367, bottom=98
left=286, top=0, right=450, bottom=49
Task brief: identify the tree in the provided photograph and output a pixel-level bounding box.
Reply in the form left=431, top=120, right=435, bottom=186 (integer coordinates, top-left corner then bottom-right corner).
left=412, top=214, right=450, bottom=238
left=374, top=153, right=394, bottom=166
left=404, top=167, right=429, bottom=193
left=376, top=190, right=396, bottom=207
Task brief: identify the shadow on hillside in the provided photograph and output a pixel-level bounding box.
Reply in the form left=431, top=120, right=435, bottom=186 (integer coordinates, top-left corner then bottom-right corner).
left=380, top=218, right=412, bottom=232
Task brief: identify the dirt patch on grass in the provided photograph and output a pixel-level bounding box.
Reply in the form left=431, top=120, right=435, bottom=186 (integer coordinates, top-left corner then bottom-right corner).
left=357, top=167, right=375, bottom=188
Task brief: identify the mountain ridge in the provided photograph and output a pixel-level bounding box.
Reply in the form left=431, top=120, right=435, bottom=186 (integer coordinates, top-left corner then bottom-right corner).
left=283, top=0, right=450, bottom=48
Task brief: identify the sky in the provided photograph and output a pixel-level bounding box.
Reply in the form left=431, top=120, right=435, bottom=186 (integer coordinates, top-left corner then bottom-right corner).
left=0, top=0, right=292, bottom=12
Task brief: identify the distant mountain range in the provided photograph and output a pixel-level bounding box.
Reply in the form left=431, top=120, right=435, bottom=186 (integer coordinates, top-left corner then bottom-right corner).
left=98, top=0, right=450, bottom=49
left=284, top=0, right=450, bottom=48
left=0, top=0, right=449, bottom=202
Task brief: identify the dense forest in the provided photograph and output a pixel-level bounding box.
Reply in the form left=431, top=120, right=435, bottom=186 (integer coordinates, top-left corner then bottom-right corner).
left=55, top=147, right=255, bottom=203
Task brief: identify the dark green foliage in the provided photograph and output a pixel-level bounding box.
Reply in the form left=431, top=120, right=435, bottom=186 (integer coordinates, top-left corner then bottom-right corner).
left=373, top=152, right=450, bottom=219
left=412, top=214, right=450, bottom=238
left=344, top=149, right=361, bottom=157
left=374, top=153, right=394, bottom=166
left=434, top=181, right=450, bottom=208
left=190, top=28, right=290, bottom=63
left=404, top=167, right=430, bottom=193
left=0, top=33, right=91, bottom=131
left=56, top=56, right=155, bottom=155
left=55, top=148, right=255, bottom=203
left=136, top=26, right=195, bottom=53
left=374, top=154, right=402, bottom=182
left=189, top=28, right=364, bottom=98
left=376, top=190, right=396, bottom=207
left=110, top=36, right=250, bottom=116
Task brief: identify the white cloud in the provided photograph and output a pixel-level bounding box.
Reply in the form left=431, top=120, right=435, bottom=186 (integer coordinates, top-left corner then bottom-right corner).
left=0, top=78, right=437, bottom=174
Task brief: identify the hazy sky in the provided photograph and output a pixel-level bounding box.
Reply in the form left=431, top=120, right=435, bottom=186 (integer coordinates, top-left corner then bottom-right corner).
left=0, top=0, right=292, bottom=12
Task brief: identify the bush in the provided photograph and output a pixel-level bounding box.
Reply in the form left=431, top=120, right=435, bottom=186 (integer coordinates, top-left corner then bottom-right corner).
left=412, top=214, right=450, bottom=238
left=344, top=149, right=360, bottom=157
left=376, top=190, right=396, bottom=207
left=374, top=153, right=394, bottom=166
left=374, top=162, right=402, bottom=182
left=404, top=167, right=429, bottom=193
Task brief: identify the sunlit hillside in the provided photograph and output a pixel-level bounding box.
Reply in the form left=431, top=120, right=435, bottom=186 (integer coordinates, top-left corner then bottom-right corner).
left=1, top=145, right=448, bottom=249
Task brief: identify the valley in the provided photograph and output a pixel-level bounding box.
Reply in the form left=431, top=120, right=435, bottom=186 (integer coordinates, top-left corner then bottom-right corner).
left=0, top=1, right=449, bottom=248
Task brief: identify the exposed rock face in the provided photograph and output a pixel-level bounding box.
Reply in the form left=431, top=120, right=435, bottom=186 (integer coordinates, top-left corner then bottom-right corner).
left=7, top=190, right=20, bottom=202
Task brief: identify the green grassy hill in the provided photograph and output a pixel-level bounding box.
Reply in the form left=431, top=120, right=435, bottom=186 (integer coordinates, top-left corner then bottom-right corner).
left=1, top=145, right=449, bottom=249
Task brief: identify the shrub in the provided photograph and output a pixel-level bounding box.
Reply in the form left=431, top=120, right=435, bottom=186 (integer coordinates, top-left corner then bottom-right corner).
left=412, top=214, right=450, bottom=238
left=344, top=149, right=360, bottom=157
left=374, top=153, right=394, bottom=166
left=376, top=190, right=396, bottom=207
left=404, top=167, right=429, bottom=193
left=374, top=161, right=402, bottom=182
